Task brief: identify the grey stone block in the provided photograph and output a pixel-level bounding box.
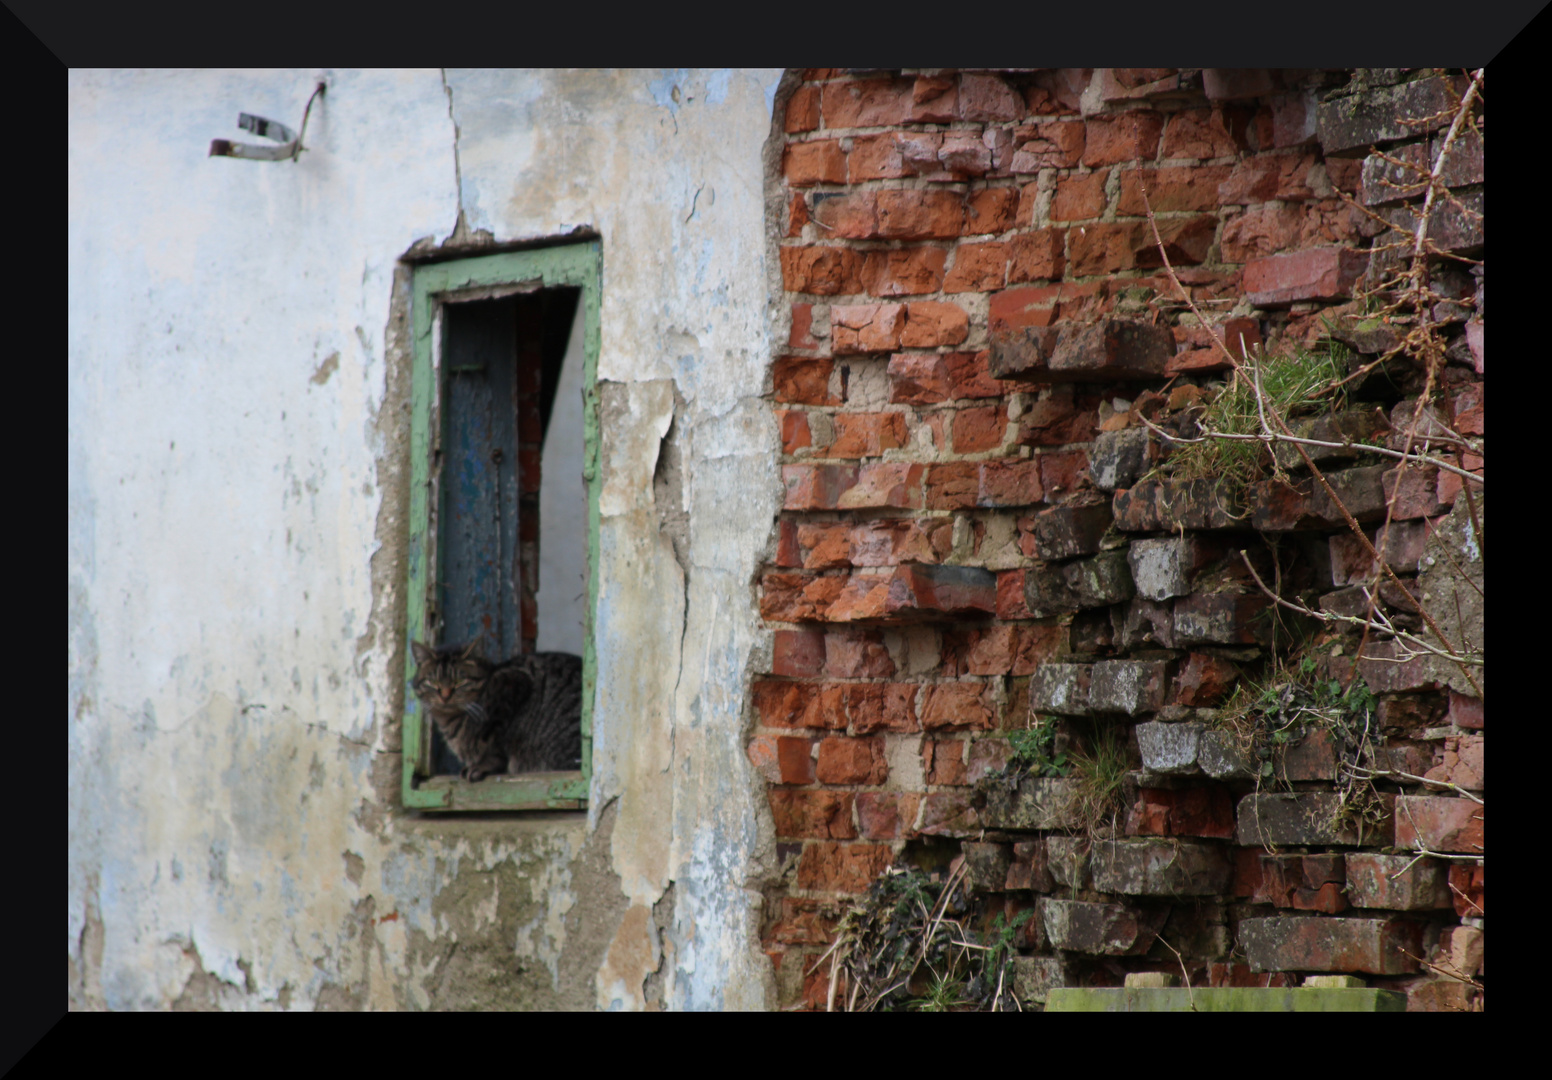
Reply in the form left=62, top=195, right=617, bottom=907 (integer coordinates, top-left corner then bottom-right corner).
left=1317, top=76, right=1464, bottom=158
left=1173, top=592, right=1271, bottom=646
left=1031, top=502, right=1113, bottom=560
left=962, top=842, right=1013, bottom=892
left=1088, top=840, right=1232, bottom=897
left=1136, top=720, right=1203, bottom=775
left=1064, top=550, right=1134, bottom=608
left=980, top=777, right=1084, bottom=830
left=1091, top=428, right=1150, bottom=492
left=1041, top=899, right=1165, bottom=956
left=1029, top=663, right=1092, bottom=715
left=1128, top=536, right=1220, bottom=601
left=1010, top=955, right=1073, bottom=1005
left=1045, top=835, right=1090, bottom=890
left=1236, top=793, right=1396, bottom=847
left=1198, top=728, right=1255, bottom=780
left=1114, top=597, right=1176, bottom=650
left=1090, top=659, right=1172, bottom=716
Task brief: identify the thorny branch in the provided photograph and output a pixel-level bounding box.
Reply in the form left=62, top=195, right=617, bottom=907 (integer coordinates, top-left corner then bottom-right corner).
left=1236, top=551, right=1483, bottom=668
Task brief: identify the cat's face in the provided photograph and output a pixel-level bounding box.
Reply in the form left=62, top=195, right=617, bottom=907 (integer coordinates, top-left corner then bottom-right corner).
left=410, top=640, right=489, bottom=709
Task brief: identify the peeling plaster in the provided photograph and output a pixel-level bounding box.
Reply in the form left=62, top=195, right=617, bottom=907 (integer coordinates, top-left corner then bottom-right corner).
left=70, top=67, right=784, bottom=1012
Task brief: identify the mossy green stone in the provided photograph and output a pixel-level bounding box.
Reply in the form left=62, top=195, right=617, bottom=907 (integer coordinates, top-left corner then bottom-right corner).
left=1045, top=987, right=1407, bottom=1012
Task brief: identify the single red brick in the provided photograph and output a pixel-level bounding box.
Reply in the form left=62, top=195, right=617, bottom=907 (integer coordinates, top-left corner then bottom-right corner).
left=856, top=792, right=920, bottom=840
left=1395, top=796, right=1483, bottom=855
left=759, top=571, right=846, bottom=623
left=879, top=563, right=997, bottom=619
left=1052, top=169, right=1109, bottom=221
left=943, top=242, right=1008, bottom=292
left=784, top=140, right=848, bottom=186
left=797, top=841, right=894, bottom=893
left=958, top=72, right=1024, bottom=121
left=1024, top=69, right=1087, bottom=116
left=887, top=352, right=951, bottom=404
left=937, top=132, right=992, bottom=176
left=1125, top=786, right=1236, bottom=839
left=920, top=682, right=996, bottom=731
left=1116, top=166, right=1232, bottom=214
left=787, top=193, right=809, bottom=237
left=784, top=85, right=821, bottom=134
left=917, top=351, right=993, bottom=400
left=789, top=303, right=818, bottom=349
left=987, top=283, right=1097, bottom=335
left=795, top=522, right=850, bottom=569
left=809, top=191, right=879, bottom=238
left=753, top=679, right=816, bottom=729
left=1382, top=464, right=1451, bottom=520
left=901, top=301, right=970, bottom=348
left=876, top=189, right=966, bottom=240
left=1136, top=215, right=1217, bottom=269
left=846, top=132, right=912, bottom=182
left=782, top=463, right=858, bottom=510
left=831, top=302, right=905, bottom=353
left=1244, top=248, right=1368, bottom=306
left=1448, top=862, right=1484, bottom=917
left=1221, top=204, right=1306, bottom=263
left=746, top=734, right=781, bottom=784
left=1007, top=228, right=1068, bottom=285
left=965, top=738, right=1015, bottom=784
left=910, top=75, right=957, bottom=121
left=1218, top=153, right=1318, bottom=204
left=828, top=413, right=908, bottom=458
left=916, top=791, right=979, bottom=837
left=1448, top=690, right=1484, bottom=730
left=965, top=187, right=1018, bottom=234
left=773, top=628, right=826, bottom=677
left=816, top=735, right=888, bottom=785
left=860, top=247, right=947, bottom=297
left=923, top=737, right=967, bottom=784
left=822, top=628, right=896, bottom=677
left=778, top=409, right=812, bottom=454
left=854, top=683, right=920, bottom=734
left=1083, top=112, right=1164, bottom=167
left=1172, top=652, right=1240, bottom=706
left=1011, top=121, right=1085, bottom=171
left=779, top=245, right=863, bottom=295
left=1068, top=221, right=1141, bottom=276
left=996, top=569, right=1032, bottom=620
left=1160, top=107, right=1251, bottom=159
left=821, top=78, right=913, bottom=128
left=1037, top=450, right=1088, bottom=498
left=951, top=404, right=1008, bottom=453
left=848, top=518, right=951, bottom=568
left=837, top=462, right=923, bottom=510
left=775, top=519, right=801, bottom=567
left=770, top=789, right=857, bottom=839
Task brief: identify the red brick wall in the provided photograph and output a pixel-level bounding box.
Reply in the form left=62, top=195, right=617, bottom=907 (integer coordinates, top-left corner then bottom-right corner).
left=756, top=68, right=1483, bottom=1010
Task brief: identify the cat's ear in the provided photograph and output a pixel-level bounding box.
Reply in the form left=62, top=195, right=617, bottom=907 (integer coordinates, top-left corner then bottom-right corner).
left=411, top=640, right=435, bottom=666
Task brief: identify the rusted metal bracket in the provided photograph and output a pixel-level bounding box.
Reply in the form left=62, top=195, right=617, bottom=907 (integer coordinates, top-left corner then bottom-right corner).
left=209, top=81, right=325, bottom=162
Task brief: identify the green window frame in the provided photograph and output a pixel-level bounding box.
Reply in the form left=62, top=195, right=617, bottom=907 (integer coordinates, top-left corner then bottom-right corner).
left=401, top=242, right=601, bottom=811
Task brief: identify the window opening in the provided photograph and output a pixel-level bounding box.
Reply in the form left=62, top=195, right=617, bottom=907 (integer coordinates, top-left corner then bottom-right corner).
left=403, top=243, right=600, bottom=811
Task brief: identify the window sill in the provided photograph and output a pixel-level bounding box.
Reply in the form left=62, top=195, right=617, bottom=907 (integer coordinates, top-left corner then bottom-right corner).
left=406, top=770, right=586, bottom=812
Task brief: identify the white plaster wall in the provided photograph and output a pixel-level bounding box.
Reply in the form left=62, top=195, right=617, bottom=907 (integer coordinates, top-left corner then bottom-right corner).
left=69, top=67, right=784, bottom=1011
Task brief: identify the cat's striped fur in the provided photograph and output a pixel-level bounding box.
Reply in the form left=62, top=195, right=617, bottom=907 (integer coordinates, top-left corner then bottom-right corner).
left=411, top=640, right=582, bottom=780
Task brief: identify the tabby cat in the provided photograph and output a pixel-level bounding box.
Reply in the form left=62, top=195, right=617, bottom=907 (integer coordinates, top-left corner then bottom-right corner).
left=410, top=640, right=582, bottom=780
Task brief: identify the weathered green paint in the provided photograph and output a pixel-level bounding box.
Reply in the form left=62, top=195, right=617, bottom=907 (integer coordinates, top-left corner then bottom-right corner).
left=1044, top=987, right=1408, bottom=1012
left=404, top=242, right=602, bottom=812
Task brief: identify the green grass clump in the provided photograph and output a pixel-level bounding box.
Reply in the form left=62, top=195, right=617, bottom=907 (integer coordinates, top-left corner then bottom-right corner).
left=1170, top=343, right=1351, bottom=493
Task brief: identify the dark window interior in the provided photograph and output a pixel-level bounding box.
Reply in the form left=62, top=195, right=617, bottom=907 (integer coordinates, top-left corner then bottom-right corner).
left=432, top=287, right=581, bottom=775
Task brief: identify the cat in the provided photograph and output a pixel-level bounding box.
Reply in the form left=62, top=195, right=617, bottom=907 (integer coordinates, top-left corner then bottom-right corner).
left=410, top=639, right=583, bottom=781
